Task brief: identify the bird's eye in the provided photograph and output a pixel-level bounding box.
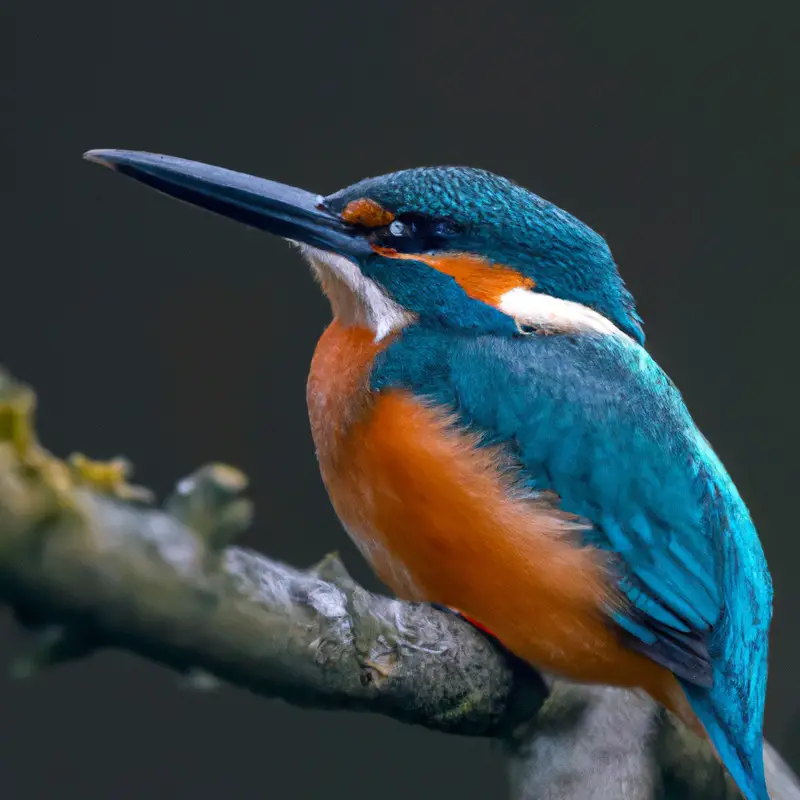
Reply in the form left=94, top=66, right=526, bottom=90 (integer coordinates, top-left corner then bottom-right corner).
left=369, top=213, right=461, bottom=254
left=388, top=220, right=409, bottom=237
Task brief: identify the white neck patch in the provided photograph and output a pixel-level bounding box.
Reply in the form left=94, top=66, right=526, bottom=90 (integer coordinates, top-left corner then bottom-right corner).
left=498, top=287, right=627, bottom=338
left=292, top=243, right=414, bottom=341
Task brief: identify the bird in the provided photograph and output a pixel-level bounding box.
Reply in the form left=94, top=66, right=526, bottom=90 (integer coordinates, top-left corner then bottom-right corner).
left=83, top=148, right=773, bottom=800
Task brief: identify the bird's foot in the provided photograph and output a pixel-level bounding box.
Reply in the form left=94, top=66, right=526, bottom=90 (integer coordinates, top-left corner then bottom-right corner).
left=429, top=603, right=499, bottom=641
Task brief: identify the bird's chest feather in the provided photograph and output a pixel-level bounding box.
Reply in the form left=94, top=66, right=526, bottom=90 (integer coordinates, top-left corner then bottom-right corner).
left=306, top=321, right=421, bottom=595
left=305, top=321, right=642, bottom=685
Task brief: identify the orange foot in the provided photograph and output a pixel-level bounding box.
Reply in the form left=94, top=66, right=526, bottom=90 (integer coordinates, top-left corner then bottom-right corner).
left=431, top=603, right=498, bottom=640
left=456, top=611, right=497, bottom=638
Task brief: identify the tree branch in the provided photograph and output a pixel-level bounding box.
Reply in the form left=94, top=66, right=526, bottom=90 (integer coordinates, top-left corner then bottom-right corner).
left=0, top=367, right=795, bottom=799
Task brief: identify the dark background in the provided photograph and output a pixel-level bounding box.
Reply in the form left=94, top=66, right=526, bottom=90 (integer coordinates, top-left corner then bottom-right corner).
left=4, top=2, right=798, bottom=797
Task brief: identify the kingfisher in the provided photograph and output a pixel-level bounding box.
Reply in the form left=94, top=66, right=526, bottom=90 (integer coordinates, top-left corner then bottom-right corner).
left=84, top=149, right=773, bottom=799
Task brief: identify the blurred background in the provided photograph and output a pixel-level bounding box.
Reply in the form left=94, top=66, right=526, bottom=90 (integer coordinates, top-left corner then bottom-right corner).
left=3, top=1, right=798, bottom=797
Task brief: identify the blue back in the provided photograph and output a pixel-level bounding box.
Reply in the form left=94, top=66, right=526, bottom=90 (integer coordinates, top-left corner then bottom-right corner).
left=372, top=325, right=772, bottom=799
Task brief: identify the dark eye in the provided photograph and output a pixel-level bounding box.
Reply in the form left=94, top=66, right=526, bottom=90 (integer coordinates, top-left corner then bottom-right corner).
left=371, top=214, right=460, bottom=253
left=433, top=220, right=458, bottom=236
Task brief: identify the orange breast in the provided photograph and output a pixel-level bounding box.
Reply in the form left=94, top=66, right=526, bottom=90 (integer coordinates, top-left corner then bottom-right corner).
left=307, top=320, right=690, bottom=719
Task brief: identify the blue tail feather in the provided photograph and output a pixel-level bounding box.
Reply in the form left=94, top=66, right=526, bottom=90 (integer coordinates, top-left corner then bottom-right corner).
left=681, top=680, right=769, bottom=800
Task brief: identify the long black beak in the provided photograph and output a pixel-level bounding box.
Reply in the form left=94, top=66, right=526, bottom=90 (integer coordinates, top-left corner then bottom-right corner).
left=83, top=149, right=371, bottom=259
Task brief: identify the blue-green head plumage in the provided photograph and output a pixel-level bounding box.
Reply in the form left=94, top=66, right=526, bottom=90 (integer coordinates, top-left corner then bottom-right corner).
left=81, top=151, right=644, bottom=343
left=324, top=167, right=645, bottom=343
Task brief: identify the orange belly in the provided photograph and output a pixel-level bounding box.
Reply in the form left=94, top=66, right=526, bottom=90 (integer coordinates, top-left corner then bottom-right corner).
left=307, top=320, right=692, bottom=721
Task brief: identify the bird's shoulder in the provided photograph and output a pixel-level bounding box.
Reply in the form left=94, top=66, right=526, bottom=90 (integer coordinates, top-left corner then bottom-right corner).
left=371, top=325, right=720, bottom=539
left=372, top=325, right=769, bottom=686
left=372, top=324, right=691, bottom=450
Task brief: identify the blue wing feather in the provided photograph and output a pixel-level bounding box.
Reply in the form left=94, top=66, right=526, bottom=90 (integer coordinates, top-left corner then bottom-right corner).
left=372, top=325, right=772, bottom=800
left=373, top=328, right=724, bottom=664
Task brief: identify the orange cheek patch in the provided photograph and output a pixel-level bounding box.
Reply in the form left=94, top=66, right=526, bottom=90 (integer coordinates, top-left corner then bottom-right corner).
left=373, top=248, right=534, bottom=307
left=341, top=198, right=395, bottom=228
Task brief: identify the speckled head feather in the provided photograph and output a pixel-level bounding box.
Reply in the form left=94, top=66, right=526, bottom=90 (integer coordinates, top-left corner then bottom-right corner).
left=325, top=167, right=645, bottom=343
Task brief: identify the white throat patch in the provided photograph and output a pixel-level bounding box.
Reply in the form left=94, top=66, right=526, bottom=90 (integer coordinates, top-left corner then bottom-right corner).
left=293, top=243, right=414, bottom=341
